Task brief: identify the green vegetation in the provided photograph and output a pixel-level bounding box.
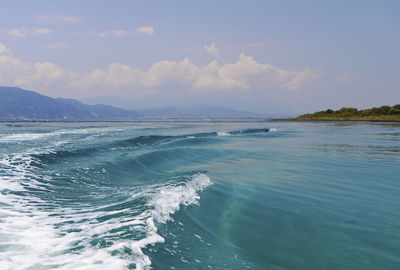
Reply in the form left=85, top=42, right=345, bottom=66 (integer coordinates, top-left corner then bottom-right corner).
left=296, top=105, right=400, bottom=121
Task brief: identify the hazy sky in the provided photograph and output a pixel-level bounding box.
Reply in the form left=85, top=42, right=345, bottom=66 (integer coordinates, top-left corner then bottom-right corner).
left=0, top=0, right=399, bottom=113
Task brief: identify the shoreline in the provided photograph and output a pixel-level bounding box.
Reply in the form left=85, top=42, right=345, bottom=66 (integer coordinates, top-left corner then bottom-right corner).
left=278, top=118, right=400, bottom=122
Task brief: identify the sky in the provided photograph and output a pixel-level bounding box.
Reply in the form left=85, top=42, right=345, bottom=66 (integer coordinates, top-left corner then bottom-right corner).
left=0, top=0, right=399, bottom=114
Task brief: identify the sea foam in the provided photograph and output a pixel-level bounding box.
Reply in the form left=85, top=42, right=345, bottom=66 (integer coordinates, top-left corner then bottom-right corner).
left=0, top=146, right=212, bottom=270
left=149, top=173, right=212, bottom=224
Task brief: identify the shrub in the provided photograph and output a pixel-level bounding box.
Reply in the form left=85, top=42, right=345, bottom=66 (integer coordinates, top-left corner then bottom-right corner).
left=389, top=108, right=400, bottom=115
left=338, top=107, right=358, bottom=116
left=375, top=105, right=391, bottom=115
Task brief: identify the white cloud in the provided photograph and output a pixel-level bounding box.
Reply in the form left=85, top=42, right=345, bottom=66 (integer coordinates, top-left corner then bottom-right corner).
left=32, top=28, right=52, bottom=35
left=16, top=62, right=80, bottom=91
left=193, top=53, right=319, bottom=91
left=30, top=62, right=79, bottom=86
left=4, top=29, right=30, bottom=38
left=0, top=55, right=33, bottom=83
left=193, top=61, right=237, bottom=89
left=73, top=63, right=142, bottom=88
left=136, top=26, right=154, bottom=35
left=204, top=43, right=220, bottom=59
left=75, top=52, right=319, bottom=91
left=0, top=55, right=78, bottom=91
left=0, top=42, right=11, bottom=55
left=4, top=28, right=52, bottom=38
left=0, top=48, right=320, bottom=97
left=91, top=30, right=130, bottom=38
left=35, top=16, right=82, bottom=24
left=91, top=26, right=154, bottom=38
left=143, top=58, right=197, bottom=87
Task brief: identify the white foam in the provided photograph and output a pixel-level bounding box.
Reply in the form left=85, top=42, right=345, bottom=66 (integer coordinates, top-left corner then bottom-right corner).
left=0, top=132, right=50, bottom=142
left=0, top=128, right=123, bottom=143
left=0, top=153, right=50, bottom=192
left=0, top=151, right=212, bottom=270
left=269, top=128, right=277, bottom=132
left=0, top=126, right=213, bottom=269
left=149, top=174, right=212, bottom=224
left=217, top=132, right=231, bottom=136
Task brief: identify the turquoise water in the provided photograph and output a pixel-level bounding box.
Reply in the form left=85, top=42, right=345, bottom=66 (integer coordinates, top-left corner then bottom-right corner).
left=0, top=121, right=399, bottom=269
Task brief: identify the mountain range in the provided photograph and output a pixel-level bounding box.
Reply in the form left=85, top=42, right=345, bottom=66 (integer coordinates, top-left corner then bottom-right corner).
left=0, top=86, right=268, bottom=120
left=0, top=86, right=141, bottom=120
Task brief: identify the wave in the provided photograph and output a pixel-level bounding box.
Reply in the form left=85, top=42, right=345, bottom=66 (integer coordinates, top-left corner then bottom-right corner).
left=0, top=126, right=274, bottom=268
left=24, top=127, right=272, bottom=167
left=0, top=123, right=282, bottom=270
left=0, top=126, right=272, bottom=144
left=117, top=128, right=271, bottom=146
left=0, top=150, right=212, bottom=269
left=228, top=128, right=270, bottom=134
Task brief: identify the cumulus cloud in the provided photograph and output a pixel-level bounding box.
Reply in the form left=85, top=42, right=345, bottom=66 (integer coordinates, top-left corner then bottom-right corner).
left=204, top=43, right=220, bottom=59
left=0, top=48, right=320, bottom=97
left=21, top=62, right=79, bottom=87
left=92, top=26, right=154, bottom=38
left=35, top=16, right=82, bottom=23
left=74, top=53, right=319, bottom=91
left=193, top=53, right=320, bottom=91
left=0, top=55, right=33, bottom=83
left=73, top=63, right=142, bottom=88
left=0, top=42, right=11, bottom=55
left=4, top=28, right=52, bottom=38
left=0, top=55, right=78, bottom=90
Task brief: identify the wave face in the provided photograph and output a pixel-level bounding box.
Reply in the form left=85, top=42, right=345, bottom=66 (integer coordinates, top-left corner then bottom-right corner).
left=1, top=121, right=400, bottom=270
left=0, top=123, right=272, bottom=269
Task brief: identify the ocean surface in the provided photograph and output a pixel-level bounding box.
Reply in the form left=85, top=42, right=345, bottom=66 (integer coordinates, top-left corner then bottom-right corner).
left=0, top=120, right=399, bottom=270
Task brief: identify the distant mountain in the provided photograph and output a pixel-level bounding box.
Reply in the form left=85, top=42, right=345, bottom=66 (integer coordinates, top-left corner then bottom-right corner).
left=137, top=105, right=267, bottom=119
left=0, top=86, right=141, bottom=120
left=0, top=86, right=270, bottom=120
left=82, top=95, right=293, bottom=117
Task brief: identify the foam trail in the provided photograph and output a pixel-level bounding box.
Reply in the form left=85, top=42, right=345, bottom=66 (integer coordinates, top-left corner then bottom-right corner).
left=0, top=150, right=212, bottom=270
left=0, top=128, right=123, bottom=143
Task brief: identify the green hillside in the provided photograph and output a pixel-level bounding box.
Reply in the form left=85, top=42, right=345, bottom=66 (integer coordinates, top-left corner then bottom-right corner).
left=296, top=105, right=400, bottom=121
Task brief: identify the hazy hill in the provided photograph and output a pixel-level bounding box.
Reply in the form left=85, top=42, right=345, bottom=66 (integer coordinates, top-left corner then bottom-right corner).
left=137, top=105, right=267, bottom=119
left=81, top=95, right=290, bottom=117
left=0, top=86, right=141, bottom=120
left=0, top=86, right=270, bottom=120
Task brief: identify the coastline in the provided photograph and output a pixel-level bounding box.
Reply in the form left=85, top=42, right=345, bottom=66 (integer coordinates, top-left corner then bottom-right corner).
left=283, top=118, right=400, bottom=122
left=290, top=106, right=400, bottom=122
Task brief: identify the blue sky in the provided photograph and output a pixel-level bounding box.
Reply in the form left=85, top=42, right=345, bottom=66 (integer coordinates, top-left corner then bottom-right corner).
left=0, top=0, right=399, bottom=113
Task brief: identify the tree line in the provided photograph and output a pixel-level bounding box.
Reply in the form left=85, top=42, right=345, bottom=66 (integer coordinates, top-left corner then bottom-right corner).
left=296, top=104, right=400, bottom=120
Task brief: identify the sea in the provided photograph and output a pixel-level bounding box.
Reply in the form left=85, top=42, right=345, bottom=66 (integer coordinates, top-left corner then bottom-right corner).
left=0, top=120, right=399, bottom=270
